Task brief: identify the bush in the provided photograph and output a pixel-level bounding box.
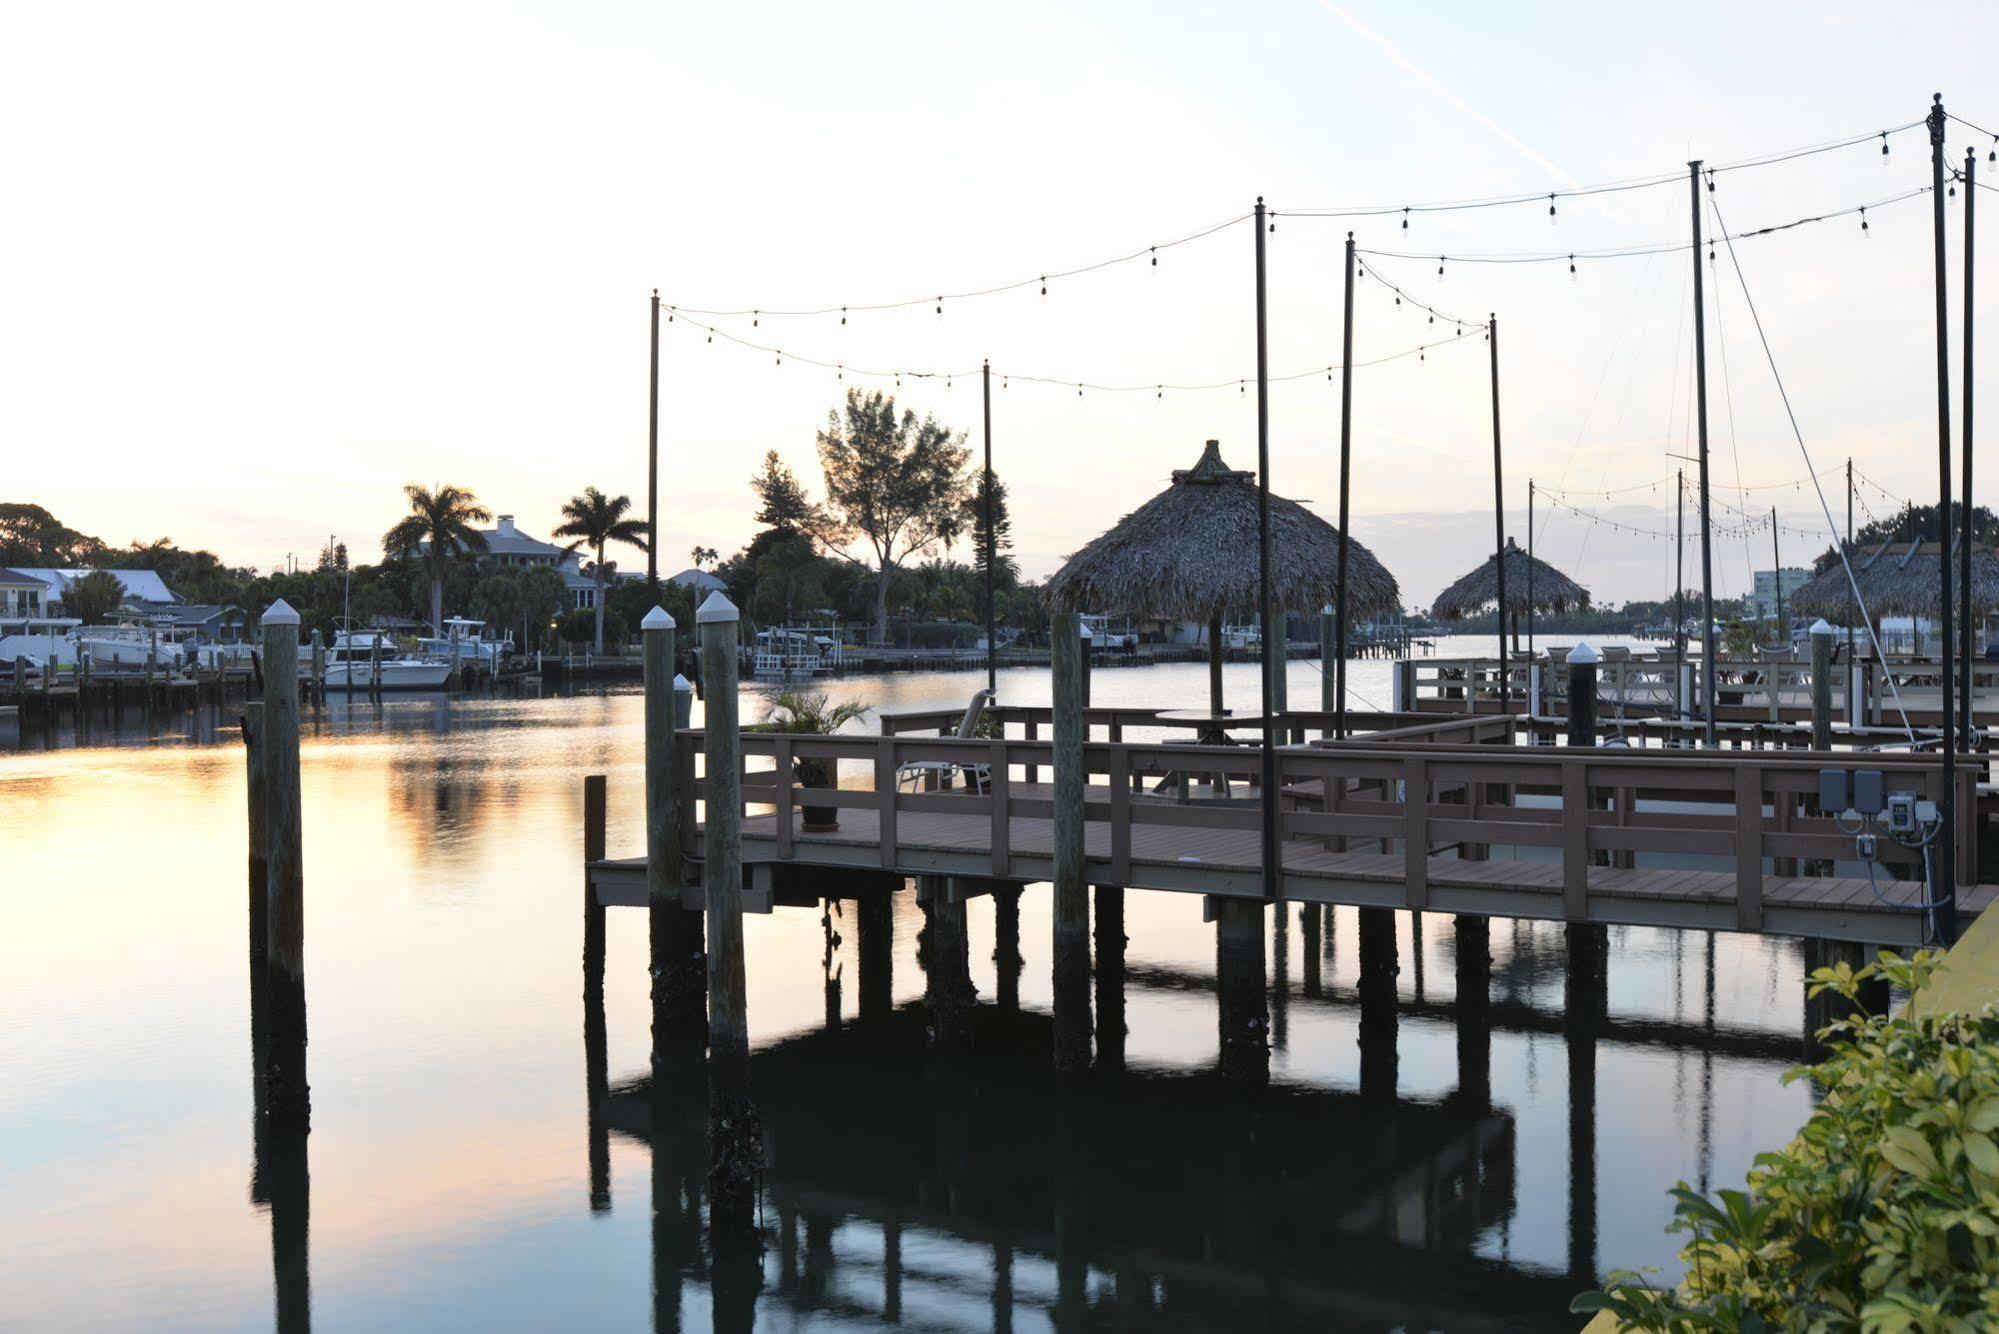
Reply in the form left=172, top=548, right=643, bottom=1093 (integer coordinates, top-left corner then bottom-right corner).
left=557, top=608, right=628, bottom=647
left=1576, top=950, right=1999, bottom=1330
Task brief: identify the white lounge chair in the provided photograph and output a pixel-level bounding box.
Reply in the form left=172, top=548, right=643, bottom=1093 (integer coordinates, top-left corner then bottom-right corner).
left=896, top=689, right=993, bottom=793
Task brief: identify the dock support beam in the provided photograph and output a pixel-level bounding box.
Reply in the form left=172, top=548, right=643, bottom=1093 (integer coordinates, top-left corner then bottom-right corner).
left=698, top=591, right=761, bottom=1230
left=1566, top=643, right=1599, bottom=747
left=583, top=773, right=609, bottom=1212
left=1050, top=612, right=1092, bottom=1074
left=1215, top=899, right=1269, bottom=1086
left=926, top=878, right=976, bottom=1049
left=1358, top=907, right=1398, bottom=1113
left=1094, top=885, right=1126, bottom=1071
left=260, top=599, right=309, bottom=1129
left=1804, top=938, right=1889, bottom=1061
left=1300, top=902, right=1323, bottom=997
left=993, top=883, right=1023, bottom=1012
left=857, top=890, right=894, bottom=1022
left=1565, top=923, right=1605, bottom=1288
left=644, top=607, right=705, bottom=1038
left=1455, top=914, right=1491, bottom=1109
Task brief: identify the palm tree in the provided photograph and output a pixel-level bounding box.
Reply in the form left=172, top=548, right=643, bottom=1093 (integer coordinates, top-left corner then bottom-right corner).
left=381, top=483, right=491, bottom=631
left=554, top=486, right=650, bottom=652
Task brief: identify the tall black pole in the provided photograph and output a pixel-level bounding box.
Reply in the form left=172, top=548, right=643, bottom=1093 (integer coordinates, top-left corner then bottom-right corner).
left=1490, top=314, right=1509, bottom=713
left=1675, top=470, right=1686, bottom=701
left=1962, top=147, right=1977, bottom=743
left=648, top=289, right=661, bottom=592
left=983, top=359, right=997, bottom=700
left=1928, top=94, right=1960, bottom=944
left=1690, top=162, right=1719, bottom=747
left=1771, top=508, right=1784, bottom=641
left=1254, top=199, right=1278, bottom=898
left=1335, top=231, right=1355, bottom=738
left=1528, top=479, right=1537, bottom=666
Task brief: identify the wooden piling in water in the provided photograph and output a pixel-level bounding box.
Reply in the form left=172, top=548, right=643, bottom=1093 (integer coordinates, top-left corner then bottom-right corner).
left=1454, top=914, right=1491, bottom=1109
left=698, top=591, right=761, bottom=1227
left=1300, top=903, right=1322, bottom=997
left=242, top=700, right=269, bottom=1122
left=1094, top=884, right=1125, bottom=1071
left=1357, top=907, right=1398, bottom=1113
left=927, top=878, right=976, bottom=1049
left=582, top=772, right=610, bottom=1212
left=1049, top=612, right=1092, bottom=1073
left=1809, top=619, right=1834, bottom=752
left=1214, top=898, right=1269, bottom=1084
left=643, top=607, right=706, bottom=1033
left=260, top=600, right=309, bottom=1128
left=993, top=883, right=1022, bottom=1012
left=309, top=630, right=324, bottom=705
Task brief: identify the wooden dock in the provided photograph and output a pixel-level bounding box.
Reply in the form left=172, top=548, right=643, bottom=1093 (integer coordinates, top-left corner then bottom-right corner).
left=588, top=709, right=1993, bottom=948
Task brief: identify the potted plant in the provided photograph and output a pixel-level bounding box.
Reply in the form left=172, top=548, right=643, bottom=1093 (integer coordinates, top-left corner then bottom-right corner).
left=750, top=689, right=872, bottom=832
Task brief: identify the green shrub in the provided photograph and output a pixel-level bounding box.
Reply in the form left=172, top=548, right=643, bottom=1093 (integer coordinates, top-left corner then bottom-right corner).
left=1575, top=950, right=1999, bottom=1330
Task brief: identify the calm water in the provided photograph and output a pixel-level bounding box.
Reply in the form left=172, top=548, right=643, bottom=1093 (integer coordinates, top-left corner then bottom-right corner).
left=0, top=637, right=1814, bottom=1331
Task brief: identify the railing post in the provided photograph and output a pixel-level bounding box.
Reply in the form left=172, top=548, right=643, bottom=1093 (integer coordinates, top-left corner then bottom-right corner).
left=1320, top=603, right=1337, bottom=739
left=1050, top=611, right=1092, bottom=1074
left=644, top=606, right=705, bottom=1030
left=697, top=591, right=761, bottom=1230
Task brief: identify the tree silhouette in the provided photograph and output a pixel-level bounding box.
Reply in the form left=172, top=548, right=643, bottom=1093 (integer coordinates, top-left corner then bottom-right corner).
left=381, top=484, right=491, bottom=630
left=554, top=486, right=650, bottom=652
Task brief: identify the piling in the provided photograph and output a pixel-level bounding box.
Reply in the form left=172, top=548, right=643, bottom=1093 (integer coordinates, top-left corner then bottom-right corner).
left=698, top=591, right=762, bottom=1228
left=582, top=773, right=609, bottom=1211
left=857, top=891, right=893, bottom=1021
left=309, top=630, right=324, bottom=704
left=242, top=700, right=269, bottom=1121
left=260, top=599, right=309, bottom=1128
left=926, top=877, right=976, bottom=1049
left=644, top=607, right=705, bottom=1033
left=1566, top=642, right=1599, bottom=746
left=449, top=621, right=462, bottom=688
left=1319, top=604, right=1337, bottom=737
left=1214, top=898, right=1269, bottom=1085
left=1803, top=938, right=1889, bottom=1061
left=993, top=883, right=1022, bottom=1012
left=1050, top=611, right=1092, bottom=1073
left=1357, top=908, right=1398, bottom=1112
left=368, top=633, right=381, bottom=698
left=1809, top=619, right=1834, bottom=751
left=1300, top=902, right=1322, bottom=996
left=1565, top=923, right=1605, bottom=1286
left=1094, top=884, right=1126, bottom=1071
left=1454, top=914, right=1491, bottom=1109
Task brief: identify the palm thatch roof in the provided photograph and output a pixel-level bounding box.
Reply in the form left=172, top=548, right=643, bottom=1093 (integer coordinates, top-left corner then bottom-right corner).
left=1428, top=539, right=1589, bottom=621
left=1790, top=539, right=1999, bottom=620
left=1044, top=440, right=1400, bottom=621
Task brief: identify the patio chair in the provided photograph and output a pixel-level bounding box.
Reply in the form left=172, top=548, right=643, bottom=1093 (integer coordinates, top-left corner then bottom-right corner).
left=896, top=689, right=993, bottom=794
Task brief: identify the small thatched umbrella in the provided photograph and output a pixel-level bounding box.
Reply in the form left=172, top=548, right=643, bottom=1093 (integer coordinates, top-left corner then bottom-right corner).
left=1045, top=439, right=1400, bottom=714
left=1791, top=539, right=1999, bottom=652
left=1428, top=538, right=1589, bottom=649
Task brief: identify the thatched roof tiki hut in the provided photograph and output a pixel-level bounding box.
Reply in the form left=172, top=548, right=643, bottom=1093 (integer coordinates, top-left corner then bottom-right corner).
left=1790, top=539, right=1999, bottom=654
left=1428, top=539, right=1589, bottom=650
left=1045, top=439, right=1401, bottom=716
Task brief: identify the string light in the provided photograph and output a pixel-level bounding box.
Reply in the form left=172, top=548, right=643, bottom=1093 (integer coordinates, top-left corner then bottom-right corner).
left=1150, top=246, right=1157, bottom=266
left=1401, top=207, right=1410, bottom=229
left=1548, top=193, right=1557, bottom=220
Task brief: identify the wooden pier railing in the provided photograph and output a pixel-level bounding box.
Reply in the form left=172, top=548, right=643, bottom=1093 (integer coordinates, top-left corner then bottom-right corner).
left=609, top=724, right=1991, bottom=946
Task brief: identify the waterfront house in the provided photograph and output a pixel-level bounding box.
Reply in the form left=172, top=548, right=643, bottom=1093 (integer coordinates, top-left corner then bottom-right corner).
left=422, top=515, right=600, bottom=612
left=0, top=569, right=46, bottom=618
left=7, top=568, right=179, bottom=616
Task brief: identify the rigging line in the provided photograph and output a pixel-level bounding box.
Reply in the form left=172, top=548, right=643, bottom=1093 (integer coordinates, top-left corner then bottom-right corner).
left=1355, top=186, right=1931, bottom=265
left=1706, top=195, right=1917, bottom=743
left=668, top=309, right=1478, bottom=391
left=1271, top=117, right=1924, bottom=217
left=662, top=212, right=1252, bottom=318
left=1947, top=111, right=1999, bottom=142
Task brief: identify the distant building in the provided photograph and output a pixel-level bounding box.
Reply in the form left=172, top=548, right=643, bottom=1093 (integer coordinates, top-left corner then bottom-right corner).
left=1751, top=568, right=1812, bottom=621
left=0, top=569, right=46, bottom=618
left=6, top=568, right=179, bottom=616
left=671, top=567, right=727, bottom=596
left=422, top=515, right=599, bottom=611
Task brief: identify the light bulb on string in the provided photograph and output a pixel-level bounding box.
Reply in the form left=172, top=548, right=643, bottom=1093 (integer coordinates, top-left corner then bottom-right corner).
left=1268, top=214, right=1276, bottom=232
left=1156, top=386, right=1163, bottom=398
left=1548, top=193, right=1557, bottom=221
left=1990, top=135, right=1997, bottom=163
left=753, top=310, right=759, bottom=327
left=1882, top=131, right=1890, bottom=161
left=1569, top=254, right=1576, bottom=276
left=841, top=307, right=848, bottom=325
left=775, top=353, right=781, bottom=366
left=936, top=297, right=943, bottom=314
left=1040, top=277, right=1047, bottom=296
left=1437, top=257, right=1445, bottom=278
left=1077, top=384, right=1083, bottom=398
left=1706, top=170, right=1716, bottom=194
left=1860, top=206, right=1869, bottom=234
left=1151, top=246, right=1158, bottom=266
left=667, top=307, right=674, bottom=323
left=1402, top=207, right=1410, bottom=229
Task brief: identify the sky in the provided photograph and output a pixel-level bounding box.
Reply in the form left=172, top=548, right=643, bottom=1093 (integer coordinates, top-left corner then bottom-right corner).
left=7, top=1, right=1999, bottom=607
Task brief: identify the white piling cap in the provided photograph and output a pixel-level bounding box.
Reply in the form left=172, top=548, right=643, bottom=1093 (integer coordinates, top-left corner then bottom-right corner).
left=1322, top=603, right=1335, bottom=615
left=673, top=673, right=693, bottom=692
left=641, top=605, right=677, bottom=631
left=1810, top=618, right=1834, bottom=636
left=1079, top=622, right=1093, bottom=638
left=262, top=598, right=300, bottom=627
left=696, top=590, right=739, bottom=624
left=1567, top=641, right=1600, bottom=665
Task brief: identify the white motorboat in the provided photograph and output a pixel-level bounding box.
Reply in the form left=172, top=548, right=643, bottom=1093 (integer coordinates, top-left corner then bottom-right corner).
left=313, top=631, right=451, bottom=690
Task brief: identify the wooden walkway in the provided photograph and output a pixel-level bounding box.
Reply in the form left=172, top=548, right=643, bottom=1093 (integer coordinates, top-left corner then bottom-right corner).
left=590, top=720, right=1997, bottom=946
